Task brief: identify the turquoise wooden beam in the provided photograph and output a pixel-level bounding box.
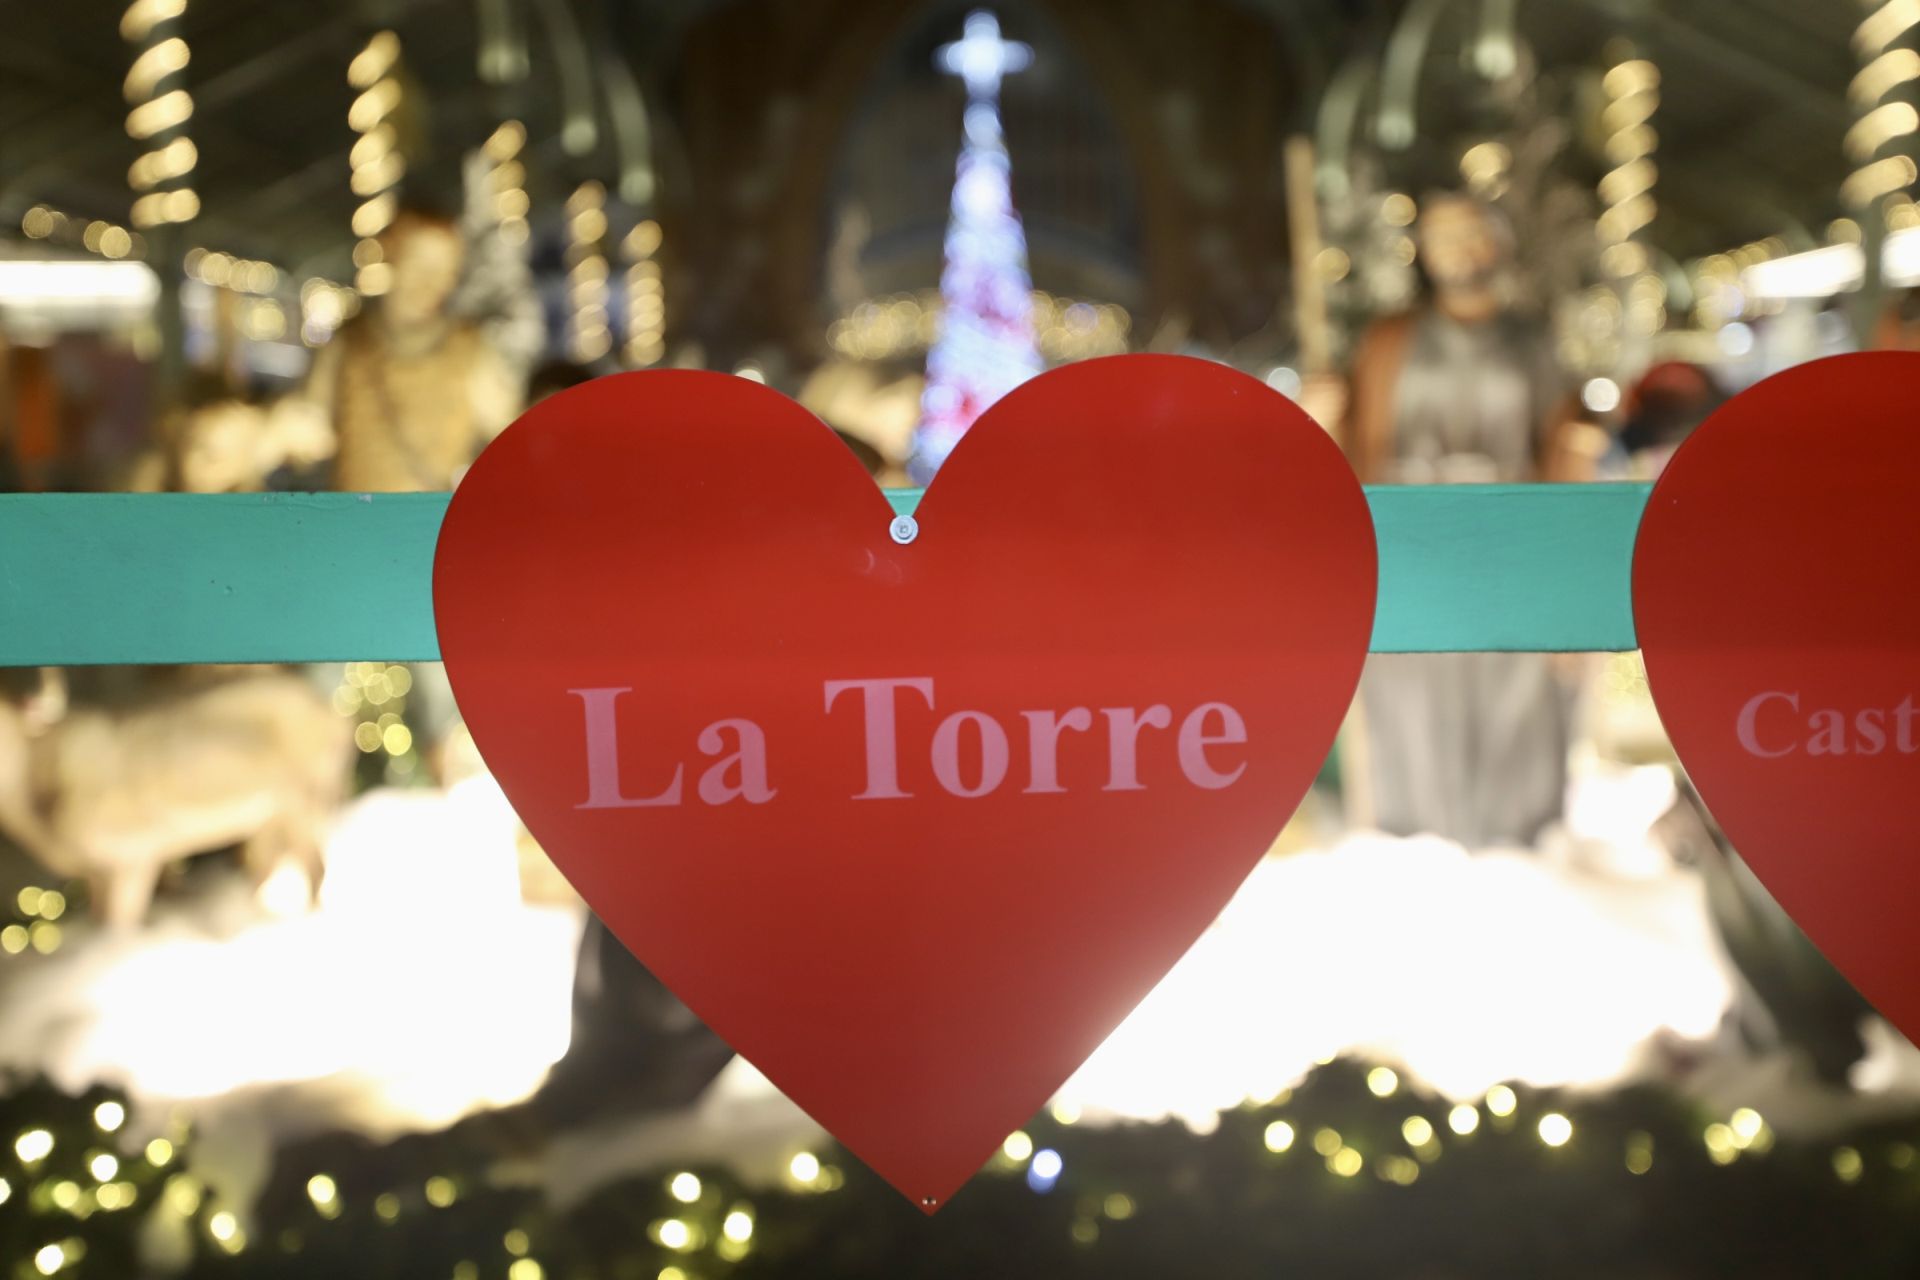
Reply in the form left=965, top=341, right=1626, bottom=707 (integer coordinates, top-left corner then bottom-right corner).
left=0, top=484, right=1648, bottom=666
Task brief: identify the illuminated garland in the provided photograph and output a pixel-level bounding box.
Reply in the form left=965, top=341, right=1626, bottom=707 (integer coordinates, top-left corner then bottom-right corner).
left=122, top=0, right=199, bottom=230
left=831, top=290, right=1129, bottom=366
left=346, top=31, right=405, bottom=297
left=4, top=1056, right=1915, bottom=1277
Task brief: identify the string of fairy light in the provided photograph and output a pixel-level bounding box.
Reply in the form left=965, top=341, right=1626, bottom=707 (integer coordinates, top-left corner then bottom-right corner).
left=121, top=0, right=199, bottom=230
left=483, top=120, right=531, bottom=246
left=346, top=31, right=405, bottom=296
left=3, top=1024, right=1918, bottom=1272
left=623, top=217, right=665, bottom=366
left=19, top=207, right=141, bottom=261
left=829, top=290, right=1130, bottom=364
left=565, top=182, right=612, bottom=362
left=1595, top=52, right=1667, bottom=343
left=1846, top=0, right=1920, bottom=213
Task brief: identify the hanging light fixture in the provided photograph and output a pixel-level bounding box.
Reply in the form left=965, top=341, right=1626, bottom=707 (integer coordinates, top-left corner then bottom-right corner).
left=565, top=182, right=611, bottom=362
left=122, top=0, right=198, bottom=229
left=346, top=31, right=404, bottom=295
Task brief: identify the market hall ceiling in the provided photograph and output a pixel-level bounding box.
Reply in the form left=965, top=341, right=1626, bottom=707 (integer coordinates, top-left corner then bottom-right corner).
left=0, top=0, right=1866, bottom=317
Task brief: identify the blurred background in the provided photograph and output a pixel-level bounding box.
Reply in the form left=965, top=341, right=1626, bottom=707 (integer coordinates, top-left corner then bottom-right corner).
left=2, top=0, right=1919, bottom=1276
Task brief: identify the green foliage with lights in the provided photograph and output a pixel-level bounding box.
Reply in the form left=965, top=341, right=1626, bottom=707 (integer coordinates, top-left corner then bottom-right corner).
left=7, top=1058, right=1916, bottom=1278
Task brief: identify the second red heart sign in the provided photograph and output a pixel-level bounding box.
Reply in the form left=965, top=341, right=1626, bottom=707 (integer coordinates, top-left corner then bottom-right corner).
left=1635, top=352, right=1920, bottom=1052
left=433, top=355, right=1376, bottom=1208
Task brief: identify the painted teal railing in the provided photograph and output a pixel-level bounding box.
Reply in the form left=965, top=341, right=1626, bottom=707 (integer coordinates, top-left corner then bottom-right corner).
left=0, top=483, right=1650, bottom=665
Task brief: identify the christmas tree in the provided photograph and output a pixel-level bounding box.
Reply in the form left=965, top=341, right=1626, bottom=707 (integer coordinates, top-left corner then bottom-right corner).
left=908, top=11, right=1043, bottom=484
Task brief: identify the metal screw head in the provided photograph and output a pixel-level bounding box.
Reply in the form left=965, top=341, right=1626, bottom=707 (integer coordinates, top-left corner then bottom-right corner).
left=889, top=514, right=919, bottom=545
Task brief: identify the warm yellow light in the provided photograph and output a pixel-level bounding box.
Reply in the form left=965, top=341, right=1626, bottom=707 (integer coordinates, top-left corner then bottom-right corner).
left=0, top=1177, right=10, bottom=1205
left=1366, top=1067, right=1399, bottom=1097
left=722, top=1210, right=753, bottom=1242
left=16, top=1129, right=54, bottom=1163
left=507, top=1261, right=543, bottom=1280
left=347, top=79, right=402, bottom=134
left=626, top=219, right=664, bottom=258
left=1599, top=158, right=1657, bottom=207
left=351, top=152, right=406, bottom=197
left=1844, top=155, right=1919, bottom=207
left=374, top=1193, right=399, bottom=1221
left=1264, top=1120, right=1296, bottom=1152
left=494, top=189, right=531, bottom=220
left=1537, top=1113, right=1573, bottom=1147
left=1485, top=1086, right=1517, bottom=1117
left=566, top=181, right=606, bottom=215
left=1103, top=1193, right=1135, bottom=1219
left=124, top=37, right=190, bottom=102
left=93, top=1101, right=126, bottom=1132
left=49, top=1181, right=80, bottom=1210
left=1853, top=47, right=1920, bottom=107
left=1460, top=140, right=1510, bottom=183
left=165, top=1174, right=203, bottom=1215
left=350, top=125, right=395, bottom=171
left=788, top=1152, right=820, bottom=1183
left=32, top=1243, right=64, bottom=1276
left=503, top=1228, right=530, bottom=1255
left=126, top=89, right=193, bottom=139
left=426, top=1176, right=456, bottom=1207
left=352, top=194, right=397, bottom=239
left=1598, top=193, right=1656, bottom=243
left=1604, top=124, right=1658, bottom=165
left=1834, top=1146, right=1865, bottom=1183
left=120, top=0, right=186, bottom=42
left=1857, top=0, right=1920, bottom=58
left=484, top=120, right=526, bottom=161
left=130, top=193, right=167, bottom=229
left=1328, top=1147, right=1363, bottom=1177
left=1602, top=59, right=1659, bottom=98
left=146, top=1138, right=174, bottom=1166
left=1401, top=1116, right=1434, bottom=1147
left=90, top=1153, right=120, bottom=1181
left=668, top=1172, right=701, bottom=1203
left=656, top=1218, right=691, bottom=1250
left=1312, top=1127, right=1343, bottom=1156
left=128, top=137, right=197, bottom=190
left=1002, top=1131, right=1034, bottom=1162
left=1601, top=91, right=1658, bottom=136
left=1730, top=1108, right=1764, bottom=1146
left=209, top=1210, right=238, bottom=1241
left=1447, top=1104, right=1480, bottom=1135
left=162, top=189, right=199, bottom=223
left=347, top=32, right=401, bottom=90
left=306, top=1174, right=337, bottom=1207
left=1847, top=101, right=1920, bottom=162
left=570, top=209, right=609, bottom=244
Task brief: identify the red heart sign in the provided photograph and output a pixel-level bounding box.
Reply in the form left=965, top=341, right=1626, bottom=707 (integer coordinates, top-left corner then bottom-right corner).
left=434, top=355, right=1375, bottom=1208
left=1635, top=351, right=1920, bottom=1040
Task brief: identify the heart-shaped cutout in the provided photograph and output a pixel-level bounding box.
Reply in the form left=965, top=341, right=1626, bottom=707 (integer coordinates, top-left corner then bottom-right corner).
left=434, top=354, right=1376, bottom=1206
left=1634, top=351, right=1920, bottom=1040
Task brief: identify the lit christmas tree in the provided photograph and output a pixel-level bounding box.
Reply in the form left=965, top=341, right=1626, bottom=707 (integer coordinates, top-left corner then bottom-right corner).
left=908, top=10, right=1043, bottom=484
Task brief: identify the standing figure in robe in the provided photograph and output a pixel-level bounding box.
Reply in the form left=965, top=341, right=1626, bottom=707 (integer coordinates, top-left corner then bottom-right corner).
left=1334, top=192, right=1593, bottom=848
left=303, top=205, right=530, bottom=492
